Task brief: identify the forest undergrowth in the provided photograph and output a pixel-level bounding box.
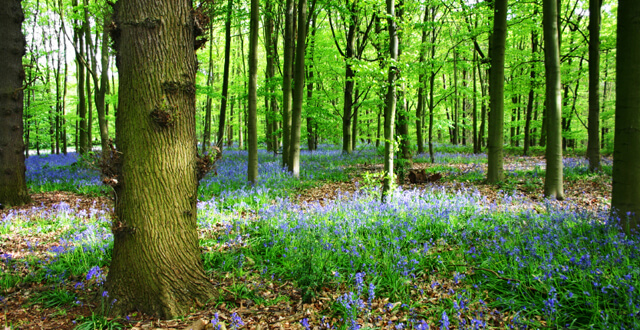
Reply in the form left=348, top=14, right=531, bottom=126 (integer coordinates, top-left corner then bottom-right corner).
left=1, top=145, right=637, bottom=330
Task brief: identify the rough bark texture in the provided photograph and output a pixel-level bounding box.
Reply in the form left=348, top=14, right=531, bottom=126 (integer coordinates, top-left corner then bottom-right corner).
left=543, top=0, right=564, bottom=200
left=0, top=0, right=31, bottom=207
left=612, top=0, right=640, bottom=234
left=486, top=0, right=507, bottom=183
left=381, top=0, right=398, bottom=203
left=587, top=0, right=602, bottom=171
left=105, top=0, right=214, bottom=318
left=247, top=0, right=259, bottom=183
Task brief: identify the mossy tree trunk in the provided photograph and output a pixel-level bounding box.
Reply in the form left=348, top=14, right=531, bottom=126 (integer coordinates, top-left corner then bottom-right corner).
left=612, top=0, right=640, bottom=235
left=105, top=0, right=214, bottom=318
left=0, top=0, right=31, bottom=207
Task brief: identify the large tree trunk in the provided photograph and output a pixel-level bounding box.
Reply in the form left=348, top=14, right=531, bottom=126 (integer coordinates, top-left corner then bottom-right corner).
left=381, top=0, right=398, bottom=202
left=486, top=0, right=508, bottom=183
left=105, top=0, right=214, bottom=318
left=587, top=0, right=602, bottom=171
left=217, top=0, right=233, bottom=150
left=612, top=0, right=640, bottom=235
left=0, top=0, right=31, bottom=207
left=543, top=0, right=564, bottom=200
left=289, top=0, right=308, bottom=178
left=247, top=0, right=259, bottom=183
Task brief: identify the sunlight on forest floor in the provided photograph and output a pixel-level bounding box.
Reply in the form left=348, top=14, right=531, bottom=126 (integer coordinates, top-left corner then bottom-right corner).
left=1, top=146, right=636, bottom=330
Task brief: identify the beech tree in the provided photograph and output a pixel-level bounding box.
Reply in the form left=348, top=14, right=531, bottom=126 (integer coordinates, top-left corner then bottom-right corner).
left=486, top=0, right=508, bottom=183
left=381, top=0, right=398, bottom=202
left=612, top=0, right=640, bottom=234
left=247, top=0, right=259, bottom=183
left=587, top=0, right=602, bottom=172
left=543, top=0, right=564, bottom=200
left=104, top=0, right=214, bottom=317
left=0, top=0, right=31, bottom=207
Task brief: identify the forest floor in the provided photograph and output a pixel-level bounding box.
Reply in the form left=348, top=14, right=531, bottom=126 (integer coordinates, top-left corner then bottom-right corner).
left=1, top=155, right=616, bottom=329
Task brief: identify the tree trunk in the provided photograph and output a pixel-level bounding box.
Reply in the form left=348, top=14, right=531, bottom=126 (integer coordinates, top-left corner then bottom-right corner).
left=289, top=0, right=307, bottom=178
left=472, top=51, right=479, bottom=154
left=524, top=29, right=538, bottom=156
left=486, top=0, right=508, bottom=183
left=0, top=0, right=31, bottom=207
left=543, top=0, right=564, bottom=200
left=247, top=0, right=259, bottom=182
left=105, top=0, right=215, bottom=318
left=612, top=0, right=640, bottom=235
left=587, top=0, right=602, bottom=171
left=217, top=0, right=233, bottom=150
left=282, top=0, right=295, bottom=168
left=341, top=20, right=356, bottom=155
left=202, top=27, right=214, bottom=154
left=382, top=0, right=398, bottom=202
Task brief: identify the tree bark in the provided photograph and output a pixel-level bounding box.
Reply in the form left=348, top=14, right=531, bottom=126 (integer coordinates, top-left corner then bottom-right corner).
left=105, top=0, right=214, bottom=318
left=381, top=0, right=398, bottom=202
left=543, top=0, right=564, bottom=200
left=217, top=0, right=233, bottom=150
left=289, top=0, right=308, bottom=178
left=524, top=29, right=538, bottom=156
left=282, top=0, right=295, bottom=169
left=0, top=0, right=31, bottom=207
left=248, top=0, right=259, bottom=183
left=612, top=0, right=640, bottom=234
left=587, top=0, right=602, bottom=171
left=486, top=0, right=508, bottom=183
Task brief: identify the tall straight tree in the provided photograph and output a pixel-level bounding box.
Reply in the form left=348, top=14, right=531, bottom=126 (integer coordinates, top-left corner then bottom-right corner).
left=381, top=0, right=398, bottom=202
left=289, top=0, right=308, bottom=178
left=486, top=0, right=508, bottom=183
left=217, top=0, right=233, bottom=150
left=0, top=0, right=31, bottom=207
left=105, top=0, right=214, bottom=317
left=543, top=0, right=564, bottom=200
left=282, top=0, right=295, bottom=169
left=587, top=0, right=602, bottom=171
left=612, top=0, right=640, bottom=234
left=247, top=0, right=259, bottom=183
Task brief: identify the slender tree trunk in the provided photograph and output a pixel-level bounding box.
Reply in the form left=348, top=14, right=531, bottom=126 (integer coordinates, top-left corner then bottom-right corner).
left=543, top=0, right=564, bottom=200
left=289, top=0, right=308, bottom=178
left=105, top=0, right=214, bottom=318
left=612, top=0, right=640, bottom=234
left=247, top=0, right=259, bottom=183
left=96, top=18, right=111, bottom=156
left=202, top=28, right=214, bottom=154
left=473, top=51, right=479, bottom=153
left=587, top=0, right=602, bottom=171
left=0, top=0, right=31, bottom=207
left=217, top=0, right=233, bottom=150
left=486, top=0, right=508, bottom=183
left=382, top=0, right=398, bottom=202
left=306, top=15, right=317, bottom=151
left=524, top=29, right=538, bottom=156
left=341, top=19, right=357, bottom=155
left=282, top=0, right=295, bottom=168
